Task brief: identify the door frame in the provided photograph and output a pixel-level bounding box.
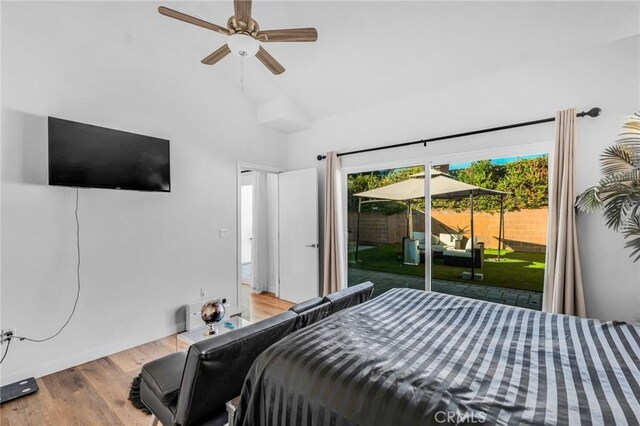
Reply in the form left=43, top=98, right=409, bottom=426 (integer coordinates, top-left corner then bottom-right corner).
left=341, top=141, right=554, bottom=292
left=236, top=162, right=284, bottom=313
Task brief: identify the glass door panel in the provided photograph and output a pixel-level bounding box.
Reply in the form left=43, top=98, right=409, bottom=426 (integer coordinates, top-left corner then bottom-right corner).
left=428, top=155, right=548, bottom=310
left=346, top=165, right=426, bottom=298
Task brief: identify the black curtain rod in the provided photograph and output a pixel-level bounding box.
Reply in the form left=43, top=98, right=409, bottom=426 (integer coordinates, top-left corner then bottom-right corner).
left=316, top=107, right=601, bottom=161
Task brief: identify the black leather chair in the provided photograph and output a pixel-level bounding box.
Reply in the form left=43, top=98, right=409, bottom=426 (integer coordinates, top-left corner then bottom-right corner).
left=323, top=281, right=375, bottom=314
left=289, top=297, right=331, bottom=330
left=140, top=311, right=297, bottom=426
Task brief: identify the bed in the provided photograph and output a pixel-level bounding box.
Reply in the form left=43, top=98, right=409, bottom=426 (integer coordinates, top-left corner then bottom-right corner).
left=235, top=288, right=640, bottom=425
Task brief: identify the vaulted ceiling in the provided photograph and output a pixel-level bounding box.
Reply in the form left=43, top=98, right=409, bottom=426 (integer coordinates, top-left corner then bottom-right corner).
left=158, top=0, right=639, bottom=130
left=14, top=1, right=639, bottom=133
left=216, top=1, right=640, bottom=120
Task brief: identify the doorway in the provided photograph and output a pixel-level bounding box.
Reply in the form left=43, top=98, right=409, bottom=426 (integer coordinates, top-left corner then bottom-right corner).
left=237, top=164, right=321, bottom=321
left=238, top=167, right=281, bottom=321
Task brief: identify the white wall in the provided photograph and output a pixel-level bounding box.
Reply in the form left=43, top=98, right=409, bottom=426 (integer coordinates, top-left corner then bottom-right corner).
left=0, top=2, right=287, bottom=383
left=287, top=35, right=640, bottom=323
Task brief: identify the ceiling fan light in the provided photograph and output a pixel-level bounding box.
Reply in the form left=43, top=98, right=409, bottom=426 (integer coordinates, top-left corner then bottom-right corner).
left=227, top=34, right=260, bottom=57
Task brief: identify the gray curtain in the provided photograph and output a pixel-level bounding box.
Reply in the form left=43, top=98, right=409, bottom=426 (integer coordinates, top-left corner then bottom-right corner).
left=543, top=108, right=586, bottom=316
left=323, top=152, right=345, bottom=296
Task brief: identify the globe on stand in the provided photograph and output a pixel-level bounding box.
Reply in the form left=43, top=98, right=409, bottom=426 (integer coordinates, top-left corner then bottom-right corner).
left=201, top=298, right=226, bottom=336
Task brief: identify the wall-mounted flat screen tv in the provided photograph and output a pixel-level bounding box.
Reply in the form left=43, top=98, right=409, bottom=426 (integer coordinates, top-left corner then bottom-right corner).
left=48, top=117, right=170, bottom=192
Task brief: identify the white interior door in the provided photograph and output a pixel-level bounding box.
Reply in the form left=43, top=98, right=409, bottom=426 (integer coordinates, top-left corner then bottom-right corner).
left=279, top=168, right=319, bottom=303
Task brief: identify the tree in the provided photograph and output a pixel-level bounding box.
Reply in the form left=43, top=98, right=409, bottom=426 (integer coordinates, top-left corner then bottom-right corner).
left=433, top=156, right=549, bottom=213
left=432, top=160, right=506, bottom=212
left=499, top=156, right=549, bottom=210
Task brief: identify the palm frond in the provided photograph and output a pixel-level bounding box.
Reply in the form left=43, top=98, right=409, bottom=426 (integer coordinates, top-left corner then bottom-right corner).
left=598, top=170, right=640, bottom=187
left=618, top=115, right=640, bottom=148
left=602, top=193, right=629, bottom=231
left=599, top=189, right=640, bottom=230
left=622, top=191, right=640, bottom=215
left=622, top=115, right=640, bottom=132
left=616, top=137, right=640, bottom=150
left=600, top=144, right=637, bottom=175
left=575, top=186, right=602, bottom=213
left=622, top=214, right=640, bottom=262
left=622, top=124, right=640, bottom=132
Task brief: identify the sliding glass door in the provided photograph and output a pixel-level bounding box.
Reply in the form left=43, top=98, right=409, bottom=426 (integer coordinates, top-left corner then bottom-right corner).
left=428, top=154, right=548, bottom=310
left=346, top=165, right=426, bottom=298
left=344, top=148, right=549, bottom=310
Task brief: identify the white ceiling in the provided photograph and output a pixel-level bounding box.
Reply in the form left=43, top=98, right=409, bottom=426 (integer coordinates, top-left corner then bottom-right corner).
left=158, top=1, right=639, bottom=127
left=14, top=1, right=636, bottom=132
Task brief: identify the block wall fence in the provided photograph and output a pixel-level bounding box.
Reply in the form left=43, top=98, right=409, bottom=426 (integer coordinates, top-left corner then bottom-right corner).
left=348, top=208, right=548, bottom=253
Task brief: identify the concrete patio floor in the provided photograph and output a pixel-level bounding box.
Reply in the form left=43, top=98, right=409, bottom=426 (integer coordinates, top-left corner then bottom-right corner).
left=348, top=268, right=542, bottom=310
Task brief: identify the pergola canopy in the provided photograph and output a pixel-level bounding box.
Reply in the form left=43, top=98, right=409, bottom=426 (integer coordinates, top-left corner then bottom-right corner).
left=355, top=170, right=508, bottom=201
left=352, top=168, right=510, bottom=276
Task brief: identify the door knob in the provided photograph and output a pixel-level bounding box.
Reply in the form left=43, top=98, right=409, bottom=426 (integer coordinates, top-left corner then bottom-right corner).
left=305, top=243, right=319, bottom=248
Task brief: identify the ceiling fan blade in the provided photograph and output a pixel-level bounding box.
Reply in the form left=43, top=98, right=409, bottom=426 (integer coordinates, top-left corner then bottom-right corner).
left=257, top=28, right=318, bottom=42
left=234, top=0, right=252, bottom=23
left=201, top=44, right=231, bottom=65
left=255, top=47, right=285, bottom=75
left=158, top=6, right=229, bottom=35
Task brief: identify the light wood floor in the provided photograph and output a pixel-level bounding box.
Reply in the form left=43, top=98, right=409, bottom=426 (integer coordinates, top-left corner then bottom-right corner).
left=0, top=292, right=292, bottom=426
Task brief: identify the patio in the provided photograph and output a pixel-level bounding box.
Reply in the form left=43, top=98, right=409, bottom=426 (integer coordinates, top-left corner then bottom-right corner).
left=348, top=268, right=542, bottom=310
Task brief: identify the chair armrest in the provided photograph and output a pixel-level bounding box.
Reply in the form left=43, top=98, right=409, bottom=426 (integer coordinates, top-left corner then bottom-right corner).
left=141, top=351, right=187, bottom=406
left=227, top=396, right=241, bottom=426
left=289, top=297, right=324, bottom=314
left=323, top=282, right=374, bottom=314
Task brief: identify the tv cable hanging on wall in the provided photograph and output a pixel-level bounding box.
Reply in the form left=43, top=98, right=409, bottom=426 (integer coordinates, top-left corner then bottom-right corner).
left=0, top=187, right=81, bottom=362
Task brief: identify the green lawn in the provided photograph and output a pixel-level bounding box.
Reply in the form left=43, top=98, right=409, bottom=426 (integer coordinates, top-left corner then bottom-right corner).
left=349, top=244, right=544, bottom=292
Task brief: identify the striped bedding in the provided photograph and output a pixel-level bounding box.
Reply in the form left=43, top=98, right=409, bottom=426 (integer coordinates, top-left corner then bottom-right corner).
left=235, top=288, right=640, bottom=425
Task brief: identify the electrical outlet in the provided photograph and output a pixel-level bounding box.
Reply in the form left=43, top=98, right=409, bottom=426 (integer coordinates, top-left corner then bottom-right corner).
left=219, top=228, right=229, bottom=238
left=1, top=328, right=15, bottom=345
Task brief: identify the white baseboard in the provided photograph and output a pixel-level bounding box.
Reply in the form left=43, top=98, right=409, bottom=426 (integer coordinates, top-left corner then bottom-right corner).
left=1, top=322, right=185, bottom=385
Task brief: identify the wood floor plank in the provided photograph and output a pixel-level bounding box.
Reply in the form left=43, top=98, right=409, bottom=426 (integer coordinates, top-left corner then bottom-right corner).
left=78, top=357, right=148, bottom=426
left=108, top=347, right=153, bottom=374
left=31, top=378, right=66, bottom=422
left=0, top=380, right=62, bottom=426
left=41, top=367, right=124, bottom=425
left=1, top=292, right=290, bottom=425
left=135, top=338, right=176, bottom=361
left=249, top=292, right=293, bottom=321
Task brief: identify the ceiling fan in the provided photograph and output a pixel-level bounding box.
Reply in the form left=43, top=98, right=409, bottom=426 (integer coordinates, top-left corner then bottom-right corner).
left=158, top=0, right=317, bottom=75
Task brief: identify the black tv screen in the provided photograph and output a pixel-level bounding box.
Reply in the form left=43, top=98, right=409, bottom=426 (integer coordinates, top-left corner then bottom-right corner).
left=48, top=117, right=170, bottom=192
